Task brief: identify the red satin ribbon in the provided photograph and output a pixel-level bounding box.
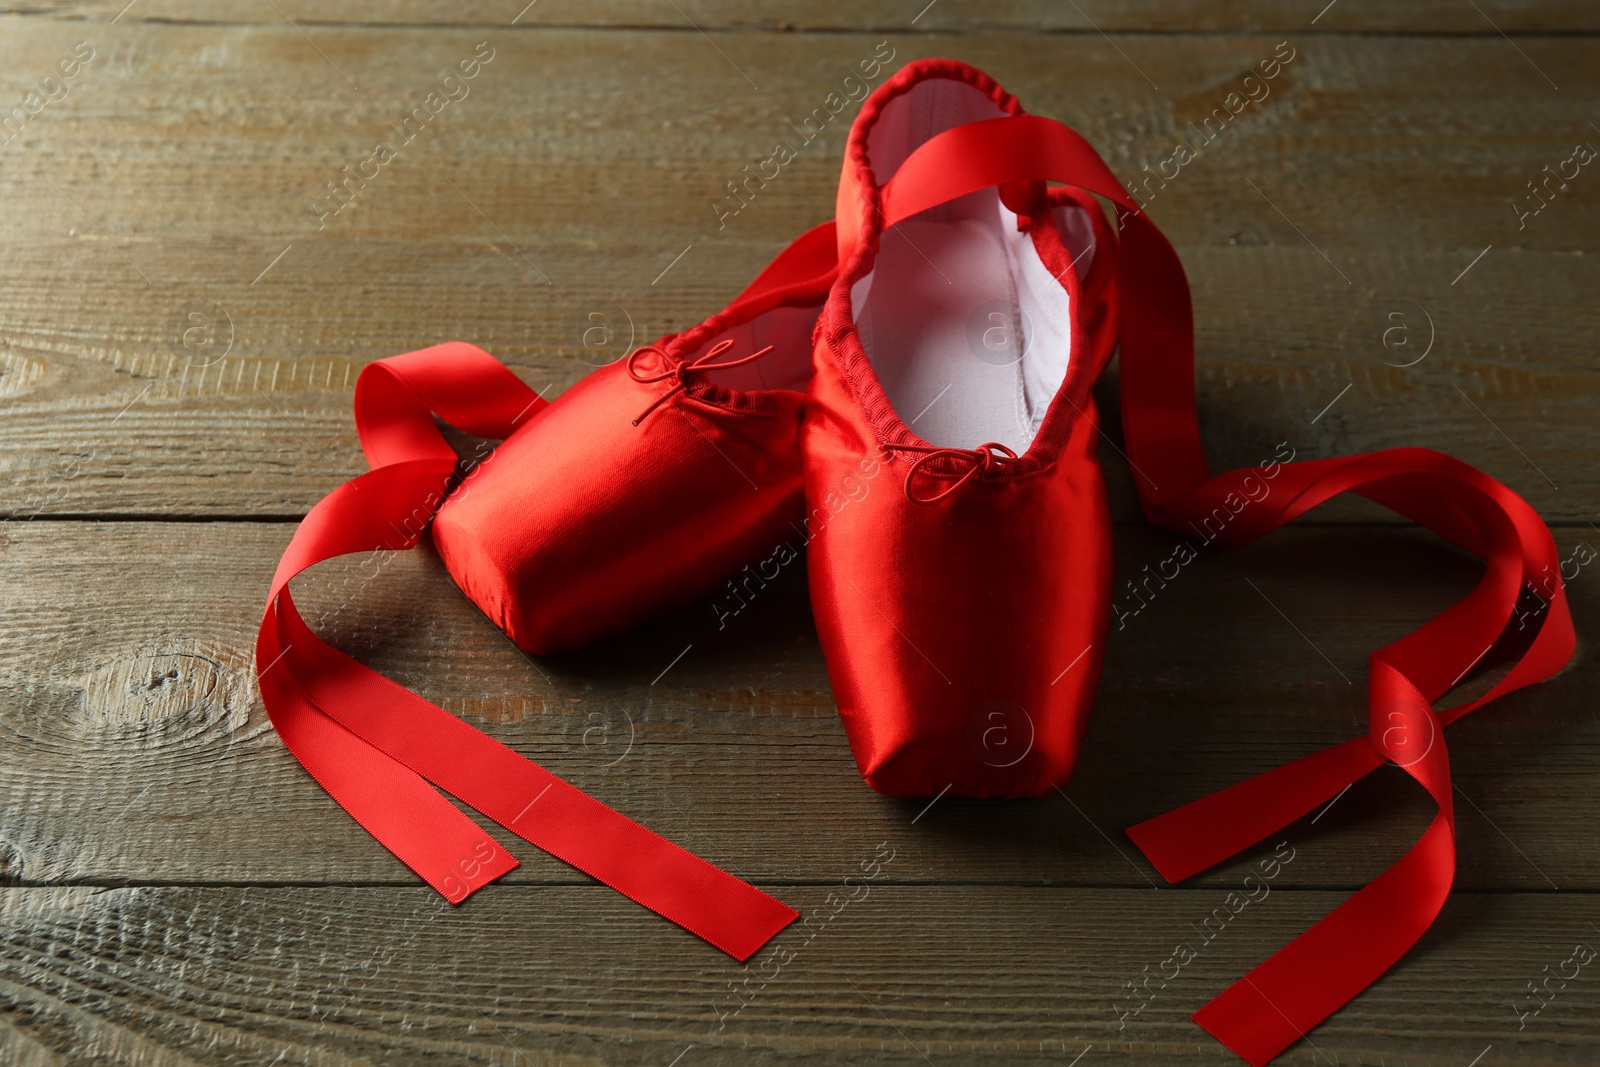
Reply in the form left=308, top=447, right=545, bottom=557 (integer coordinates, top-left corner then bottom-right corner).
left=870, top=115, right=1575, bottom=1064
left=258, top=341, right=798, bottom=960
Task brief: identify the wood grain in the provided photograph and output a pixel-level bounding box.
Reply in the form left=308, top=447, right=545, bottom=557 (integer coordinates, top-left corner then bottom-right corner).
left=0, top=25, right=1594, bottom=518
left=3, top=885, right=1598, bottom=1066
left=5, top=0, right=1597, bottom=33
left=1, top=9, right=1594, bottom=1065
left=1, top=521, right=1592, bottom=892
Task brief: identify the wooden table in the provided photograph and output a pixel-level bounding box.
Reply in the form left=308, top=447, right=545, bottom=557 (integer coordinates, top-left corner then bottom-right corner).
left=2, top=3, right=1596, bottom=1064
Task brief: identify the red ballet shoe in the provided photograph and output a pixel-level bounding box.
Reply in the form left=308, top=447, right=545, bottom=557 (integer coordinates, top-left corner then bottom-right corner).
left=433, top=222, right=835, bottom=653
left=806, top=56, right=1577, bottom=1064
left=255, top=224, right=839, bottom=957
left=804, top=59, right=1121, bottom=798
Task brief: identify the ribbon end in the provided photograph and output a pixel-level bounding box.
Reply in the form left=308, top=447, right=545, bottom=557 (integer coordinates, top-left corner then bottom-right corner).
left=1124, top=819, right=1199, bottom=884
left=432, top=844, right=520, bottom=905
left=1192, top=1001, right=1288, bottom=1067
left=718, top=897, right=800, bottom=963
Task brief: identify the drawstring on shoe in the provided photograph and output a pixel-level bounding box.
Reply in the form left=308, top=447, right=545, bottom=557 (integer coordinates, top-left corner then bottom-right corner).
left=883, top=441, right=1019, bottom=505
left=626, top=338, right=777, bottom=425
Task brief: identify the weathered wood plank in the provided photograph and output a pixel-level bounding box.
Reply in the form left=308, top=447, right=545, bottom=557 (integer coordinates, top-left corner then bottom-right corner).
left=1, top=25, right=1593, bottom=518
left=3, top=884, right=1598, bottom=1065
left=5, top=0, right=1597, bottom=33
left=1, top=521, right=1593, bottom=891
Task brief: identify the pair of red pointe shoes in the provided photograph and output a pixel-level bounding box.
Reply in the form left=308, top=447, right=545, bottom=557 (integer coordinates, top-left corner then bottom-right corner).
left=261, top=55, right=1574, bottom=1067
left=435, top=58, right=1121, bottom=798
left=260, top=56, right=1122, bottom=963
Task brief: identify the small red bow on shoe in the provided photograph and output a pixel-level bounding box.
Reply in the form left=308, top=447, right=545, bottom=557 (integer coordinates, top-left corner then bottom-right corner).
left=627, top=338, right=776, bottom=425
left=883, top=440, right=1019, bottom=505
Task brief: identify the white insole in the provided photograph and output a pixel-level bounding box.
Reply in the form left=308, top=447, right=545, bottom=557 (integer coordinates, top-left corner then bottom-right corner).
left=852, top=194, right=1080, bottom=452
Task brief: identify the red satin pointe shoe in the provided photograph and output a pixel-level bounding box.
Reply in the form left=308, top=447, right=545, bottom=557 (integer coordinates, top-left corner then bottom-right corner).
left=433, top=222, right=836, bottom=654
left=806, top=56, right=1576, bottom=1064
left=804, top=59, right=1121, bottom=799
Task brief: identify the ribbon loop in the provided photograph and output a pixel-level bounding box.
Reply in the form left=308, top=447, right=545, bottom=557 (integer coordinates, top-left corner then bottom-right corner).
left=627, top=338, right=779, bottom=425
left=884, top=440, right=1019, bottom=505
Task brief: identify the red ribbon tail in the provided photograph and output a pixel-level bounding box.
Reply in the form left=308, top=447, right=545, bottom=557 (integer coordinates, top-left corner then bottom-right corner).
left=1126, top=738, right=1384, bottom=884
left=1195, top=815, right=1455, bottom=1066
left=280, top=588, right=797, bottom=959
